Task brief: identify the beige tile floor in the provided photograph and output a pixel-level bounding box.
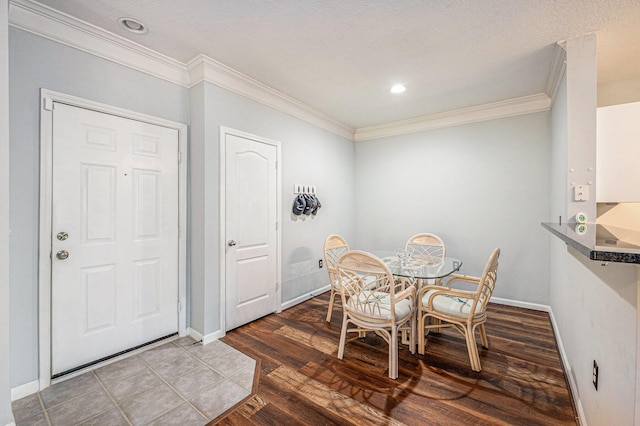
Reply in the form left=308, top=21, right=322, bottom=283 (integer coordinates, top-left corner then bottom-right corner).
left=11, top=337, right=256, bottom=426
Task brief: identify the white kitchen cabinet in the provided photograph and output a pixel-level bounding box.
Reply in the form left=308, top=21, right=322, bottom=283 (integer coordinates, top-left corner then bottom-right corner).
left=596, top=101, right=640, bottom=202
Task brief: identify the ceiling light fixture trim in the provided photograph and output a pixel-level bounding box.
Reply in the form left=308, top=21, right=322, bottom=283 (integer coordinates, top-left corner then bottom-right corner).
left=118, top=17, right=147, bottom=34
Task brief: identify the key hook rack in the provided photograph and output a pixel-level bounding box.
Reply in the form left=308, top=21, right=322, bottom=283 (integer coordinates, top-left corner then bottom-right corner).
left=294, top=184, right=316, bottom=195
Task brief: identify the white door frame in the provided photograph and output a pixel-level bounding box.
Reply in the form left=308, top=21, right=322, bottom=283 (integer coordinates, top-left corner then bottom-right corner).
left=38, top=89, right=188, bottom=389
left=219, top=126, right=282, bottom=336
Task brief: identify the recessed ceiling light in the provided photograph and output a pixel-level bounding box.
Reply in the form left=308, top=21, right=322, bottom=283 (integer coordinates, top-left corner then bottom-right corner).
left=118, top=17, right=148, bottom=34
left=390, top=84, right=406, bottom=94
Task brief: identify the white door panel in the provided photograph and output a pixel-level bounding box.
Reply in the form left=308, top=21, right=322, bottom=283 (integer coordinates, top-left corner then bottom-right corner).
left=225, top=132, right=278, bottom=330
left=51, top=103, right=179, bottom=375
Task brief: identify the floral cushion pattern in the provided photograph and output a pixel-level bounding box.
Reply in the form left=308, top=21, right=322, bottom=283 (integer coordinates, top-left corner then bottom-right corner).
left=421, top=290, right=482, bottom=318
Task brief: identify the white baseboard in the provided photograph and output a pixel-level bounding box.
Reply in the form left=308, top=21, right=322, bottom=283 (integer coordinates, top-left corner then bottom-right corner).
left=188, top=286, right=333, bottom=346
left=11, top=380, right=39, bottom=401
left=3, top=421, right=16, bottom=426
left=491, top=297, right=585, bottom=424
left=490, top=296, right=550, bottom=312
left=546, top=308, right=587, bottom=426
left=187, top=327, right=224, bottom=345
left=202, top=330, right=224, bottom=345
left=187, top=327, right=203, bottom=342
left=280, top=285, right=330, bottom=311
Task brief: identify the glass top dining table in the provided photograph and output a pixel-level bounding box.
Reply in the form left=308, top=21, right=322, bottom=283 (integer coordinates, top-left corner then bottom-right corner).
left=371, top=251, right=462, bottom=280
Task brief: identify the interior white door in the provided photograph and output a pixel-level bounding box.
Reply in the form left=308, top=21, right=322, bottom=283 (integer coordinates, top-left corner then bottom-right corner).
left=51, top=103, right=179, bottom=376
left=225, top=132, right=278, bottom=331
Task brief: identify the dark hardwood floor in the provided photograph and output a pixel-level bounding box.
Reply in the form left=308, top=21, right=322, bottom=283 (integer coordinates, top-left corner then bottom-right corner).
left=214, top=292, right=577, bottom=425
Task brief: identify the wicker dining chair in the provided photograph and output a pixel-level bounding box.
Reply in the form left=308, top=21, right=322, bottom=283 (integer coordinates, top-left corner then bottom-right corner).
left=417, top=248, right=500, bottom=372
left=337, top=250, right=416, bottom=379
left=405, top=233, right=446, bottom=287
left=405, top=233, right=446, bottom=263
left=323, top=234, right=350, bottom=322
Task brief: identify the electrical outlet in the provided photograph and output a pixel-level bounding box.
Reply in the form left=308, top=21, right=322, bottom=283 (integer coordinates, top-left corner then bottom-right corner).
left=319, top=259, right=323, bottom=268
left=593, top=360, right=599, bottom=390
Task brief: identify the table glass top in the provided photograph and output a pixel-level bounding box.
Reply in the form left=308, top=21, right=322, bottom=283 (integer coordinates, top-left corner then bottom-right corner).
left=373, top=251, right=462, bottom=279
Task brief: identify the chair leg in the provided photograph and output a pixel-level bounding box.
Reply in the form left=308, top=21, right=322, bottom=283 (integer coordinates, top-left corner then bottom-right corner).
left=389, top=327, right=398, bottom=379
left=465, top=323, right=481, bottom=372
left=418, top=312, right=426, bottom=355
left=479, top=324, right=489, bottom=349
left=325, top=289, right=336, bottom=322
left=409, top=312, right=416, bottom=355
left=401, top=326, right=410, bottom=345
left=433, top=318, right=441, bottom=333
left=337, top=314, right=349, bottom=360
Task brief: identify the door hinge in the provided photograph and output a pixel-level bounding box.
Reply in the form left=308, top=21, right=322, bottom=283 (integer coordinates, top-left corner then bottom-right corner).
left=43, top=98, right=54, bottom=111
left=177, top=301, right=181, bottom=313
left=275, top=161, right=278, bottom=169
left=178, top=151, right=182, bottom=163
left=275, top=282, right=279, bottom=291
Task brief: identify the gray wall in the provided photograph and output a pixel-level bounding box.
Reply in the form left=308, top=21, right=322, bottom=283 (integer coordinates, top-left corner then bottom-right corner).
left=354, top=112, right=551, bottom=304
left=550, top=78, right=568, bottom=224
left=8, top=28, right=189, bottom=387
left=188, top=81, right=355, bottom=336
left=8, top=27, right=355, bottom=387
left=187, top=83, right=206, bottom=334
left=1, top=0, right=13, bottom=423
left=549, top=47, right=638, bottom=424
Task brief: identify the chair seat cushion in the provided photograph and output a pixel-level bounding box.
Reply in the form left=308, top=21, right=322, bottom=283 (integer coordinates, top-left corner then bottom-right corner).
left=421, top=290, right=482, bottom=318
left=351, top=292, right=412, bottom=321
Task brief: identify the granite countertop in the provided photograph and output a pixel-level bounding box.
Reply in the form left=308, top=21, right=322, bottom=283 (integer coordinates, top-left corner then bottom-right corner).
left=541, top=222, right=640, bottom=264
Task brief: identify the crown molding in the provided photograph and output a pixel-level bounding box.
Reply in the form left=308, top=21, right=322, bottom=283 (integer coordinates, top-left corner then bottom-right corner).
left=355, top=93, right=552, bottom=142
left=8, top=0, right=189, bottom=86
left=546, top=41, right=567, bottom=104
left=186, top=55, right=355, bottom=140
left=8, top=0, right=556, bottom=143
left=8, top=0, right=355, bottom=140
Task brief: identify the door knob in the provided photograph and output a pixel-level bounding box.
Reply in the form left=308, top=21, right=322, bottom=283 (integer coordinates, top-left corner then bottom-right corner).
left=228, top=240, right=237, bottom=247
left=56, top=250, right=69, bottom=260
left=57, top=231, right=69, bottom=241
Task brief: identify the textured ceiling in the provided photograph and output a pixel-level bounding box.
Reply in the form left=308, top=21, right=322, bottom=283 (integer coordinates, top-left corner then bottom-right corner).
left=31, top=0, right=640, bottom=129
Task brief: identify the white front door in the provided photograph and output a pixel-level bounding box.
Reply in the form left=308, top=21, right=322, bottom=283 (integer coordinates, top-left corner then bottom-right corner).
left=51, top=103, right=180, bottom=376
left=224, top=131, right=279, bottom=331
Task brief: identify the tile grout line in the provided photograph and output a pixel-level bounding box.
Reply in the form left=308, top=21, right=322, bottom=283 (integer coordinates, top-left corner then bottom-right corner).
left=36, top=390, right=53, bottom=426
left=172, top=340, right=246, bottom=419
left=165, top=339, right=254, bottom=421
left=40, top=385, right=112, bottom=425
left=95, top=347, right=202, bottom=425
left=226, top=364, right=256, bottom=392
left=27, top=338, right=252, bottom=425
left=136, top=341, right=211, bottom=423
left=95, top=350, right=189, bottom=425
left=91, top=369, right=133, bottom=426
left=172, top=342, right=225, bottom=422
left=36, top=380, right=103, bottom=412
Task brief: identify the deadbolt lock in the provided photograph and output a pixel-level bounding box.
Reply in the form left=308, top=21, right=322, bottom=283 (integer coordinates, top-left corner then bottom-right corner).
left=57, top=232, right=69, bottom=241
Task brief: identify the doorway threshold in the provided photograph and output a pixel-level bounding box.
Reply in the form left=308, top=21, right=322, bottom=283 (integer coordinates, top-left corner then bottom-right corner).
left=52, top=332, right=178, bottom=382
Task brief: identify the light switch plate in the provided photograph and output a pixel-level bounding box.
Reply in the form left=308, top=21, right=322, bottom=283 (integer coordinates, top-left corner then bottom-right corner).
left=574, top=185, right=588, bottom=201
